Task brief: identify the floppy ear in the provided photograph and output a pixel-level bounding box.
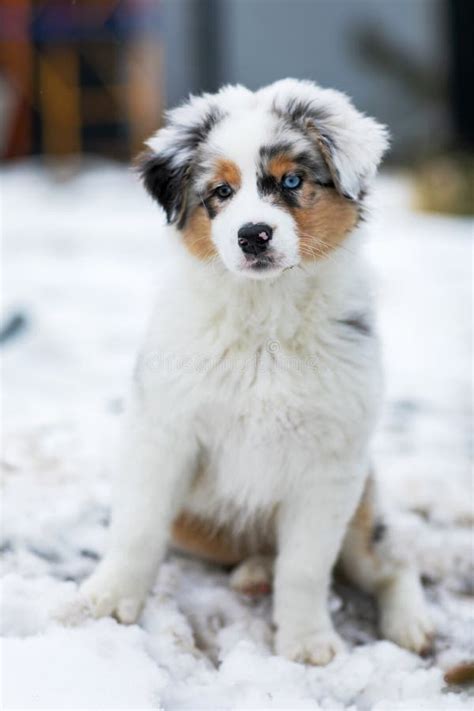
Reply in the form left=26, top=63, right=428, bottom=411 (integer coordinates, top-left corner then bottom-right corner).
left=266, top=79, right=389, bottom=200
left=137, top=150, right=190, bottom=226
left=137, top=95, right=225, bottom=226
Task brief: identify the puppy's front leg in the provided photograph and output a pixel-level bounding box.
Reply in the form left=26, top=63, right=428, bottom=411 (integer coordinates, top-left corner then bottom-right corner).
left=274, top=461, right=365, bottom=665
left=81, top=398, right=196, bottom=623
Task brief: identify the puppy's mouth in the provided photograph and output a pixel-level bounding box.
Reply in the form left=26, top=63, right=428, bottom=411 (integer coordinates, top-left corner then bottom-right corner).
left=231, top=248, right=296, bottom=279
left=246, top=256, right=274, bottom=270
left=241, top=253, right=281, bottom=274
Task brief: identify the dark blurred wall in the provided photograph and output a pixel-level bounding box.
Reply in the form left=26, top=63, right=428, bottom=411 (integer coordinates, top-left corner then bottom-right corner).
left=448, top=0, right=474, bottom=149
left=0, top=0, right=163, bottom=161
left=163, top=0, right=450, bottom=161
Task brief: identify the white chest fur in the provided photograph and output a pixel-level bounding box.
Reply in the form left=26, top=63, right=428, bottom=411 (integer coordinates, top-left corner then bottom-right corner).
left=134, top=233, right=382, bottom=518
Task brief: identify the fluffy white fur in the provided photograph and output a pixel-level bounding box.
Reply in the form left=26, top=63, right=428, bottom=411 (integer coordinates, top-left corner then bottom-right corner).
left=80, top=79, right=433, bottom=665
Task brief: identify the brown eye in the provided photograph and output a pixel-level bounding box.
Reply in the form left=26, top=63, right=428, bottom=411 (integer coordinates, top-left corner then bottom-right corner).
left=215, top=184, right=233, bottom=199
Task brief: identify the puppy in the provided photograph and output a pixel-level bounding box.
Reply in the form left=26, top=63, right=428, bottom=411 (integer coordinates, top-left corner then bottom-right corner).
left=81, top=79, right=433, bottom=665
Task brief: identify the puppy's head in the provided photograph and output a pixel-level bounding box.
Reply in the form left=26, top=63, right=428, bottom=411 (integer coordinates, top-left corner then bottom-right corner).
left=138, top=79, right=388, bottom=279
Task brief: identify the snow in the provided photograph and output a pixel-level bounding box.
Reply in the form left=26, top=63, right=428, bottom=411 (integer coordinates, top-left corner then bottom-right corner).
left=1, top=162, right=472, bottom=709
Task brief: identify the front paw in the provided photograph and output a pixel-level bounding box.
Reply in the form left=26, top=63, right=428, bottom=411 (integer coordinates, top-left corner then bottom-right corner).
left=275, top=627, right=346, bottom=666
left=79, top=562, right=149, bottom=624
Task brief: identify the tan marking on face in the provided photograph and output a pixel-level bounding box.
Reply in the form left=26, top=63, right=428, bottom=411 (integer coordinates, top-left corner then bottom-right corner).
left=267, top=154, right=297, bottom=180
left=213, top=157, right=241, bottom=189
left=181, top=205, right=217, bottom=261
left=293, top=185, right=358, bottom=261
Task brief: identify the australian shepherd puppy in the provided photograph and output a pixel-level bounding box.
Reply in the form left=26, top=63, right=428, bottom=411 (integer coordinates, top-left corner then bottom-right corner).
left=81, top=79, right=433, bottom=665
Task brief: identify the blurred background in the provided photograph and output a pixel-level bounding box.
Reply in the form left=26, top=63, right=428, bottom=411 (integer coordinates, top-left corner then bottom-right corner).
left=0, top=0, right=472, bottom=213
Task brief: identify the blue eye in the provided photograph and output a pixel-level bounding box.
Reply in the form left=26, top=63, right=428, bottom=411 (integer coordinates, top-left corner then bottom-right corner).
left=282, top=173, right=302, bottom=190
left=215, top=184, right=233, bottom=199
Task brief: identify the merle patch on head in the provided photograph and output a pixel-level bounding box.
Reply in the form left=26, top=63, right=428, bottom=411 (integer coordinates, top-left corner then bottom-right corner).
left=257, top=141, right=334, bottom=209
left=137, top=106, right=225, bottom=228
left=178, top=106, right=224, bottom=157
left=271, top=96, right=351, bottom=199
left=259, top=141, right=294, bottom=163
left=274, top=97, right=332, bottom=127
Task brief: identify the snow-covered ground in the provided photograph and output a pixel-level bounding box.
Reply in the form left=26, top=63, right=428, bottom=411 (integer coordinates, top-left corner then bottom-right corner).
left=1, top=163, right=472, bottom=709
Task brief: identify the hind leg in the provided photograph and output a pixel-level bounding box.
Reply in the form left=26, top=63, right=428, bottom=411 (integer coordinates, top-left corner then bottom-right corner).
left=230, top=555, right=274, bottom=597
left=172, top=512, right=275, bottom=596
left=340, top=476, right=434, bottom=654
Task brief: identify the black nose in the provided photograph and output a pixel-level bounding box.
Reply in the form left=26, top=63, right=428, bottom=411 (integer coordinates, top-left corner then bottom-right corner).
left=237, top=223, right=273, bottom=256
